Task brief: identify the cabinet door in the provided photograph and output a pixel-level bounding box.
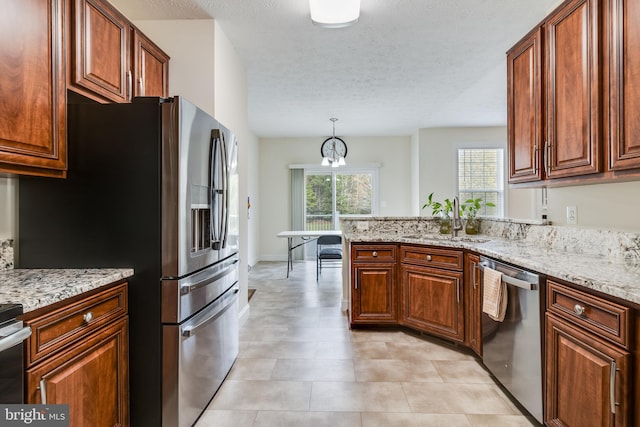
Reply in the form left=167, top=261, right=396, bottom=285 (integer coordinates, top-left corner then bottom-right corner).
left=507, top=28, right=544, bottom=183
left=70, top=0, right=130, bottom=102
left=607, top=0, right=640, bottom=170
left=351, top=264, right=397, bottom=324
left=545, top=314, right=629, bottom=427
left=464, top=254, right=482, bottom=356
left=132, top=30, right=169, bottom=97
left=545, top=0, right=602, bottom=178
left=400, top=264, right=464, bottom=342
left=0, top=0, right=67, bottom=177
left=26, top=318, right=129, bottom=427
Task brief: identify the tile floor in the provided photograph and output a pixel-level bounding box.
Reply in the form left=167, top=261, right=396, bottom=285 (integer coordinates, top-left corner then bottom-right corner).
left=196, top=261, right=539, bottom=427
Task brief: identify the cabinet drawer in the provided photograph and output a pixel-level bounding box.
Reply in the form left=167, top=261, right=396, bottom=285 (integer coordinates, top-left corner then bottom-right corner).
left=351, top=244, right=397, bottom=263
left=547, top=280, right=630, bottom=348
left=26, top=282, right=128, bottom=366
left=400, top=245, right=463, bottom=270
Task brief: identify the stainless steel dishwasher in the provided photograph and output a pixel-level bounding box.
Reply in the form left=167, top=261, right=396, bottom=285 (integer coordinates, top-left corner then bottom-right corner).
left=479, top=256, right=544, bottom=424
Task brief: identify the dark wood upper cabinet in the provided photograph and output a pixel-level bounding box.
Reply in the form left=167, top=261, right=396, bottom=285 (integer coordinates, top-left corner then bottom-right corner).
left=545, top=0, right=603, bottom=179
left=132, top=30, right=170, bottom=98
left=70, top=0, right=130, bottom=103
left=0, top=0, right=67, bottom=177
left=607, top=0, right=640, bottom=171
left=507, top=28, right=544, bottom=183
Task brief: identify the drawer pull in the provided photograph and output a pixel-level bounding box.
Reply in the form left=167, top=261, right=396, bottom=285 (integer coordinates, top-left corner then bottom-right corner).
left=372, top=251, right=378, bottom=257
left=83, top=311, right=94, bottom=323
left=573, top=304, right=586, bottom=316
left=426, top=255, right=432, bottom=261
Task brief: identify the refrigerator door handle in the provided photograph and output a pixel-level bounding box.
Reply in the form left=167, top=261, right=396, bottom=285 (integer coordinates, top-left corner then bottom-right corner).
left=220, top=132, right=229, bottom=250
left=210, top=129, right=223, bottom=249
left=181, top=286, right=239, bottom=337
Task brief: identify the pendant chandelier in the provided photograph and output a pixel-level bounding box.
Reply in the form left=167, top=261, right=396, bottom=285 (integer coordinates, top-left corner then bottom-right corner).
left=321, top=118, right=347, bottom=168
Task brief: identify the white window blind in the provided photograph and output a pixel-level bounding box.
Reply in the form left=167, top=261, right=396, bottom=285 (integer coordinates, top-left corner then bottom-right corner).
left=457, top=148, right=504, bottom=217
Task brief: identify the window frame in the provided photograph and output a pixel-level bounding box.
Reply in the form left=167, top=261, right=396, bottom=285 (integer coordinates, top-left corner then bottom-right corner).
left=456, top=147, right=505, bottom=218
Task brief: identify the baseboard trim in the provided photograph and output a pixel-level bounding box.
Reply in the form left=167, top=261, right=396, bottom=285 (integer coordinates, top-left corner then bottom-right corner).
left=239, top=302, right=251, bottom=326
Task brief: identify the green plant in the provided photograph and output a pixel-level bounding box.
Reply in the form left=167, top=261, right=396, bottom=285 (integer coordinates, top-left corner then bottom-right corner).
left=422, top=192, right=458, bottom=218
left=461, top=197, right=496, bottom=219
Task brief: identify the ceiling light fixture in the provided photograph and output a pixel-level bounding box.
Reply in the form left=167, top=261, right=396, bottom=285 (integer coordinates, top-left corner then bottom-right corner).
left=309, top=0, right=360, bottom=28
left=321, top=118, right=347, bottom=168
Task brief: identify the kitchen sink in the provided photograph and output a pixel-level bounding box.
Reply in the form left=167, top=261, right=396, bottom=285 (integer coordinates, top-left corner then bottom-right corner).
left=401, top=234, right=491, bottom=243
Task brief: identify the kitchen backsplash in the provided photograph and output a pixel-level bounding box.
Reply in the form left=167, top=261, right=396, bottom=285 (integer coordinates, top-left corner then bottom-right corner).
left=1, top=239, right=14, bottom=270
left=340, top=217, right=640, bottom=262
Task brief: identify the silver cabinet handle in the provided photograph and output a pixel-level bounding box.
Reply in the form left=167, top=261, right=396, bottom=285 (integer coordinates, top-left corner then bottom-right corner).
left=456, top=280, right=460, bottom=304
left=472, top=263, right=477, bottom=289
left=610, top=361, right=617, bottom=414
left=83, top=311, right=94, bottom=323
left=426, top=255, right=432, bottom=261
left=544, top=141, right=551, bottom=176
left=372, top=251, right=378, bottom=257
left=534, top=143, right=539, bottom=175
left=40, top=379, right=47, bottom=404
left=138, top=77, right=144, bottom=95
left=574, top=304, right=585, bottom=316
left=127, top=70, right=132, bottom=101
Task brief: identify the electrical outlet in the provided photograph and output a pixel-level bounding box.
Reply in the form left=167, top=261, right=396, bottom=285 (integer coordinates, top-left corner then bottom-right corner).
left=356, top=221, right=369, bottom=230
left=566, top=206, right=577, bottom=225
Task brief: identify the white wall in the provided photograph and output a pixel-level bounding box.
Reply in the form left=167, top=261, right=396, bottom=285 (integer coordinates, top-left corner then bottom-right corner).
left=0, top=176, right=16, bottom=239
left=417, top=127, right=513, bottom=216
left=258, top=136, right=412, bottom=261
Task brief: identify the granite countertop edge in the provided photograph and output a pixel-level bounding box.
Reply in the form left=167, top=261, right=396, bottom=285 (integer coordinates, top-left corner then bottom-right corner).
left=346, top=234, right=640, bottom=306
left=0, top=268, right=135, bottom=313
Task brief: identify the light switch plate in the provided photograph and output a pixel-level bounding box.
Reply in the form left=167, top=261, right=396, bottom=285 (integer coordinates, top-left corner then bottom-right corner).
left=566, top=206, right=577, bottom=225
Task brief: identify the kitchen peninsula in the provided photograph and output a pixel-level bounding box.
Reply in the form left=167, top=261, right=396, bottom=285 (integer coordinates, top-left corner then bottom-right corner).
left=341, top=217, right=640, bottom=426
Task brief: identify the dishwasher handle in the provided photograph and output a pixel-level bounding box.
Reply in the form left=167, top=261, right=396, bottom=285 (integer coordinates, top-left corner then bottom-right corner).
left=479, top=263, right=537, bottom=291
left=0, top=324, right=32, bottom=352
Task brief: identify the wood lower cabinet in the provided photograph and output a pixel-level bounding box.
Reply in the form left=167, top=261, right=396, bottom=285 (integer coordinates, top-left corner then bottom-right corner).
left=0, top=0, right=67, bottom=177
left=399, top=246, right=464, bottom=342
left=24, top=282, right=129, bottom=427
left=350, top=244, right=397, bottom=325
left=464, top=253, right=482, bottom=356
left=545, top=313, right=630, bottom=427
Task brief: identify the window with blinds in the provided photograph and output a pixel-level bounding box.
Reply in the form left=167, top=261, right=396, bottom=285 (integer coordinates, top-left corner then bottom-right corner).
left=457, top=148, right=504, bottom=217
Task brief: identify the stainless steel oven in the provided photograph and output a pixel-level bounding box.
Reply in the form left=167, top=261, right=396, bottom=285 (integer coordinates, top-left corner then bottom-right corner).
left=479, top=256, right=544, bottom=424
left=0, top=304, right=31, bottom=404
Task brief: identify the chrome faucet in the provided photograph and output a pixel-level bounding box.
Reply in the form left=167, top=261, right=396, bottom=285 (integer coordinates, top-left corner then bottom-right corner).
left=452, top=196, right=463, bottom=237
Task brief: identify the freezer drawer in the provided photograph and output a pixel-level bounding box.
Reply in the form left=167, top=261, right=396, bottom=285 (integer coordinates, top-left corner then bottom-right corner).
left=162, top=284, right=239, bottom=427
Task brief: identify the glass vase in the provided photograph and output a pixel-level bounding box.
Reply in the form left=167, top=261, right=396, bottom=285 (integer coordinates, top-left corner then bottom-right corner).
left=465, top=217, right=480, bottom=235
left=439, top=216, right=452, bottom=234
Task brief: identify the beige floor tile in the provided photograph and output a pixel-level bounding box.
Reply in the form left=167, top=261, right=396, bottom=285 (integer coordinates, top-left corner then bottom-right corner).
left=402, top=382, right=518, bottom=415
left=271, top=358, right=356, bottom=381
left=315, top=340, right=390, bottom=360
left=195, top=409, right=257, bottom=427
left=354, top=359, right=443, bottom=382
left=239, top=341, right=317, bottom=359
left=431, top=360, right=494, bottom=383
left=361, top=412, right=472, bottom=427
left=466, top=414, right=539, bottom=426
left=310, top=381, right=411, bottom=412
left=209, top=380, right=311, bottom=411
left=385, top=340, right=474, bottom=361
left=227, top=358, right=277, bottom=380
left=254, top=411, right=362, bottom=427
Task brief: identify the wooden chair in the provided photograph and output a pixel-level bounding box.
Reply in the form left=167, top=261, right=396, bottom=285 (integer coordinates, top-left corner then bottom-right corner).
left=316, top=235, right=342, bottom=280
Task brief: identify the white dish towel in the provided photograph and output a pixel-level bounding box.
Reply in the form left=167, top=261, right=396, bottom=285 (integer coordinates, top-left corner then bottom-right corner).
left=482, top=266, right=508, bottom=322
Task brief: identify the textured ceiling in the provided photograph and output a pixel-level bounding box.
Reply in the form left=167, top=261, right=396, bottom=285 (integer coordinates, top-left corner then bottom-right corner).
left=110, top=0, right=561, bottom=137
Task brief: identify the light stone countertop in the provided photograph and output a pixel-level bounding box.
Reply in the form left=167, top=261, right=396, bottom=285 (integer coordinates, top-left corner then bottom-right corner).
left=345, top=226, right=640, bottom=306
left=0, top=268, right=134, bottom=313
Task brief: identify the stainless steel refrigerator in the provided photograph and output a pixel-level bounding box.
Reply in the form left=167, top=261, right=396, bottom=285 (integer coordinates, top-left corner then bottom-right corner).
left=18, top=95, right=239, bottom=427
